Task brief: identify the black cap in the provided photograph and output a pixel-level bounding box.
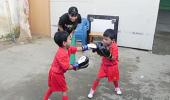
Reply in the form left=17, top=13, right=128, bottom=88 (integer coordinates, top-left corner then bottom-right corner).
left=68, top=6, right=78, bottom=17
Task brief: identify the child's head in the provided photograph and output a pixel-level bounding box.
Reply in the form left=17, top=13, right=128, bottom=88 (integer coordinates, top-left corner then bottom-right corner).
left=54, top=31, right=71, bottom=48
left=103, top=29, right=117, bottom=46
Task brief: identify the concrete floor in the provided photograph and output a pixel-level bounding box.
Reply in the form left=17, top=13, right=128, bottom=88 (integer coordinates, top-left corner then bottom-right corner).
left=0, top=38, right=170, bottom=100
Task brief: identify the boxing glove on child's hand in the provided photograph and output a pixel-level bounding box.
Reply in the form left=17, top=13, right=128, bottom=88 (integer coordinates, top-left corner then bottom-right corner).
left=92, top=42, right=112, bottom=59
left=92, top=42, right=105, bottom=56
left=72, top=56, right=89, bottom=70
left=82, top=44, right=97, bottom=51
left=102, top=48, right=112, bottom=60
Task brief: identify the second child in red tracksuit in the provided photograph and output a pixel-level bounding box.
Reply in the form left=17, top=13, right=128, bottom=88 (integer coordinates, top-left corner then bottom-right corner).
left=88, top=29, right=122, bottom=99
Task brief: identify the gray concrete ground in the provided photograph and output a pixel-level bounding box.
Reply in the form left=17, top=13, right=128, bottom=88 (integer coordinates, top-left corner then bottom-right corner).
left=0, top=38, right=170, bottom=100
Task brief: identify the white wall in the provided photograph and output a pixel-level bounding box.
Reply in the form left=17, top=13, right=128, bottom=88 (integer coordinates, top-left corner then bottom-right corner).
left=50, top=0, right=160, bottom=50
left=0, top=0, right=19, bottom=37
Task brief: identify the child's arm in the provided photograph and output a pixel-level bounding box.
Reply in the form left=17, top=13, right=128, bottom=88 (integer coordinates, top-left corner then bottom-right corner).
left=76, top=46, right=84, bottom=51
left=109, top=55, right=115, bottom=61
left=111, top=47, right=118, bottom=61
left=67, top=64, right=79, bottom=70
left=107, top=44, right=118, bottom=61
left=68, top=56, right=89, bottom=71
left=57, top=56, right=75, bottom=71
left=76, top=44, right=97, bottom=52
left=67, top=65, right=74, bottom=70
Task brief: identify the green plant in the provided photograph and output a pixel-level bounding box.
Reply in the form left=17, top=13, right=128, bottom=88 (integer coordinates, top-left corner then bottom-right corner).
left=1, top=25, right=20, bottom=41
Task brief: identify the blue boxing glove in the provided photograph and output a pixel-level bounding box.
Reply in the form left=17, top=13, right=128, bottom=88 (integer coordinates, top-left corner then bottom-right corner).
left=82, top=43, right=97, bottom=51
left=72, top=63, right=79, bottom=70
left=82, top=45, right=89, bottom=51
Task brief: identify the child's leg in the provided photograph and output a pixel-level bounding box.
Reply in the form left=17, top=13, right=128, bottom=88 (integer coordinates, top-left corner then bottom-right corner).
left=88, top=66, right=105, bottom=98
left=88, top=78, right=101, bottom=98
left=62, top=91, right=68, bottom=100
left=113, top=81, right=119, bottom=88
left=113, top=81, right=122, bottom=95
left=92, top=78, right=101, bottom=91
left=43, top=88, right=53, bottom=100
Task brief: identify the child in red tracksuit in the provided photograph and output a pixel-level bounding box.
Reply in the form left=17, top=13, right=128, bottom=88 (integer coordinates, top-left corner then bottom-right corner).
left=43, top=31, right=93, bottom=100
left=88, top=29, right=122, bottom=99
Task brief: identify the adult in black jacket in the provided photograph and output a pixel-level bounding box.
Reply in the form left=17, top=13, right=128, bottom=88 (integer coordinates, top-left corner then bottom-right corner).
left=58, top=6, right=81, bottom=34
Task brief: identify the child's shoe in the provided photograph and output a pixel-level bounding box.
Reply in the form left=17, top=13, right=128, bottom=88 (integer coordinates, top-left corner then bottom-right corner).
left=87, top=88, right=95, bottom=99
left=115, top=87, right=122, bottom=95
